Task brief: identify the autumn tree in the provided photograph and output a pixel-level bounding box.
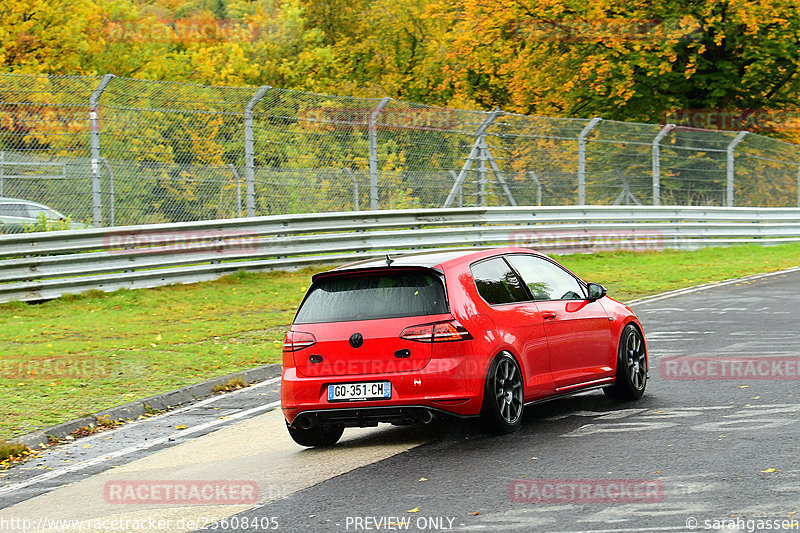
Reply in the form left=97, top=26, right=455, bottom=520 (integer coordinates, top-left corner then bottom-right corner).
left=0, top=0, right=106, bottom=73
left=431, top=0, right=800, bottom=126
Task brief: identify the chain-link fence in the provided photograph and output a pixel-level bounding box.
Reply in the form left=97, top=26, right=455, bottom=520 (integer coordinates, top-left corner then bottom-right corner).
left=2, top=72, right=799, bottom=230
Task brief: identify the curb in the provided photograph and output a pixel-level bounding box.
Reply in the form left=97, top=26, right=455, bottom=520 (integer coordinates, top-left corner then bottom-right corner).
left=11, top=363, right=282, bottom=449
left=627, top=266, right=800, bottom=306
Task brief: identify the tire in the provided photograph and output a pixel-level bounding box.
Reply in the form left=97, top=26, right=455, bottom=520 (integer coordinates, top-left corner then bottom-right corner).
left=481, top=352, right=524, bottom=433
left=286, top=421, right=344, bottom=447
left=603, top=324, right=647, bottom=400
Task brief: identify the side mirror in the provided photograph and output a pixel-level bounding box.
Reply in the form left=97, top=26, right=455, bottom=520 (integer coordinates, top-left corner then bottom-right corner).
left=587, top=282, right=607, bottom=301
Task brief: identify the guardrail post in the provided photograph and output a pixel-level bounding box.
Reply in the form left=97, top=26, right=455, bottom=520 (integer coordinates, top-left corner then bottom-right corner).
left=369, top=97, right=392, bottom=210
left=444, top=109, right=501, bottom=208
left=577, top=117, right=602, bottom=205
left=652, top=124, right=675, bottom=206
left=726, top=131, right=747, bottom=207
left=244, top=86, right=271, bottom=217
left=90, top=74, right=114, bottom=227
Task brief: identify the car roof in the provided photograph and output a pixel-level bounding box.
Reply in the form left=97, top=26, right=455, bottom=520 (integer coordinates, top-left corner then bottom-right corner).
left=0, top=197, right=46, bottom=207
left=315, top=247, right=544, bottom=281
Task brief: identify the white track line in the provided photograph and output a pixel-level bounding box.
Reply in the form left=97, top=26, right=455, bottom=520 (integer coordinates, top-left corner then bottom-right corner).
left=628, top=266, right=800, bottom=306
left=22, top=376, right=281, bottom=449
left=0, top=400, right=281, bottom=496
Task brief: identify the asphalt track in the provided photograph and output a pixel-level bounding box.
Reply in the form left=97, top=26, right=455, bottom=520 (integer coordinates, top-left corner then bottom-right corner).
left=1, top=269, right=799, bottom=533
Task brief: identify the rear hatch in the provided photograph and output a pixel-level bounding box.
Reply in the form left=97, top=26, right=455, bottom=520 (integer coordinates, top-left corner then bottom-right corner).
left=289, top=268, right=449, bottom=378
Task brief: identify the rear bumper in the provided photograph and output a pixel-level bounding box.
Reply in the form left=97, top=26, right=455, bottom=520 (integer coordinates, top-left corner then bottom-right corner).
left=288, top=405, right=477, bottom=429
left=281, top=357, right=487, bottom=426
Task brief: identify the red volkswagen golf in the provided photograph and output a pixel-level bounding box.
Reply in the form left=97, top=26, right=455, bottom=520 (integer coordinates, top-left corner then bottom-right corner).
left=281, top=248, right=648, bottom=447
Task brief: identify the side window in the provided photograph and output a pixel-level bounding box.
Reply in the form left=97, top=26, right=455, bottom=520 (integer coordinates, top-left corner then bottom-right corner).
left=470, top=258, right=528, bottom=305
left=506, top=255, right=586, bottom=301
left=27, top=205, right=61, bottom=220
left=0, top=203, right=27, bottom=217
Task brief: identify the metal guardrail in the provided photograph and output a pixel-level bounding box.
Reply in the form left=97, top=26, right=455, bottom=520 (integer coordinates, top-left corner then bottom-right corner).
left=1, top=206, right=799, bottom=303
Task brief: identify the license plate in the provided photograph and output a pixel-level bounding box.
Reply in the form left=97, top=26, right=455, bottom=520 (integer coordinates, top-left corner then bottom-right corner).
left=328, top=381, right=391, bottom=402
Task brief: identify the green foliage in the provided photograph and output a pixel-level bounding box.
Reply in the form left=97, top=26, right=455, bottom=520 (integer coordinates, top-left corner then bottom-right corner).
left=23, top=212, right=75, bottom=233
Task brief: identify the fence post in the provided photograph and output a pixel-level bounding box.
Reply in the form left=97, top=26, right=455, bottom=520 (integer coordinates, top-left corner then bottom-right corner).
left=343, top=168, right=359, bottom=211
left=244, top=86, right=271, bottom=218
left=577, top=117, right=602, bottom=205
left=100, top=158, right=115, bottom=226
left=89, top=74, right=114, bottom=227
left=448, top=171, right=463, bottom=207
left=478, top=136, right=488, bottom=206
left=651, top=124, right=675, bottom=206
left=726, top=131, right=747, bottom=207
left=369, top=97, right=392, bottom=211
left=228, top=164, right=243, bottom=217
left=443, top=109, right=501, bottom=208
left=528, top=170, right=542, bottom=206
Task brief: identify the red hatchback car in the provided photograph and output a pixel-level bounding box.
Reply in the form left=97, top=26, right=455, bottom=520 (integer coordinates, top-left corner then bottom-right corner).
left=281, top=248, right=648, bottom=447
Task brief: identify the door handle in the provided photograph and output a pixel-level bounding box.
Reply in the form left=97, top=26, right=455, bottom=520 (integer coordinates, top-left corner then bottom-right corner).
left=542, top=312, right=557, bottom=320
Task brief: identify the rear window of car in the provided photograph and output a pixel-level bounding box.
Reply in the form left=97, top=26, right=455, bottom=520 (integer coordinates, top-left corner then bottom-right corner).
left=294, top=270, right=448, bottom=324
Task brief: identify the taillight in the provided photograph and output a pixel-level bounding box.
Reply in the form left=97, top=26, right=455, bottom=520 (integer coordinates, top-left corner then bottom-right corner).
left=283, top=331, right=316, bottom=352
left=400, top=320, right=472, bottom=343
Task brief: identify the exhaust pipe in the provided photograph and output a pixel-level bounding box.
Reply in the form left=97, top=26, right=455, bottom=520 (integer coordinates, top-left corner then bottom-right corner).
left=294, top=415, right=314, bottom=430
left=419, top=409, right=435, bottom=425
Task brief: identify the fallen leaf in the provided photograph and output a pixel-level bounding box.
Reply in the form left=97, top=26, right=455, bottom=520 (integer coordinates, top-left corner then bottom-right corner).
left=468, top=511, right=480, bottom=516
left=419, top=477, right=427, bottom=482
left=408, top=507, right=420, bottom=513
left=175, top=425, right=187, bottom=430
left=530, top=457, right=538, bottom=461
left=738, top=385, right=749, bottom=388
left=761, top=468, right=777, bottom=473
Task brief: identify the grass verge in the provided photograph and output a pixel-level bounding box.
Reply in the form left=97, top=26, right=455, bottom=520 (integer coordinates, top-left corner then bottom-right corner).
left=1, top=243, right=799, bottom=440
